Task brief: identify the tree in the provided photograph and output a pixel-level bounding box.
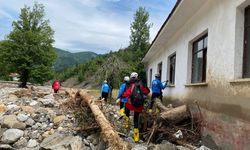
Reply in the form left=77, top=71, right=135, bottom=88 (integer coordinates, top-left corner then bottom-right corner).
left=129, top=6, right=152, bottom=53
left=0, top=3, right=56, bottom=87
left=129, top=7, right=152, bottom=84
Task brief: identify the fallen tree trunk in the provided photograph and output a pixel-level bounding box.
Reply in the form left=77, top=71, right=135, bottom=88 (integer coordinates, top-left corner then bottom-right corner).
left=159, top=105, right=190, bottom=124
left=77, top=90, right=129, bottom=150
left=154, top=98, right=173, bottom=112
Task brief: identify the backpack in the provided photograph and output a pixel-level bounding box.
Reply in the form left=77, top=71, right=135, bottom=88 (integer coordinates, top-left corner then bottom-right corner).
left=130, top=82, right=144, bottom=107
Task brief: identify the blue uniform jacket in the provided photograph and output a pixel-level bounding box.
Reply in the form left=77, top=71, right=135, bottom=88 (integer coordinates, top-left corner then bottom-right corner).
left=101, top=83, right=110, bottom=93
left=116, top=82, right=128, bottom=103
left=151, top=79, right=167, bottom=94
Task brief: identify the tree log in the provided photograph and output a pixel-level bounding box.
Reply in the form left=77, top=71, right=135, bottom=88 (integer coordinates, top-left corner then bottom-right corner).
left=159, top=105, right=190, bottom=124
left=154, top=98, right=173, bottom=112
left=78, top=90, right=129, bottom=150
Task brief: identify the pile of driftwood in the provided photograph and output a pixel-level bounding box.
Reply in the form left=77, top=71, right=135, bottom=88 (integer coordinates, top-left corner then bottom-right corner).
left=65, top=89, right=201, bottom=150
left=143, top=99, right=202, bottom=149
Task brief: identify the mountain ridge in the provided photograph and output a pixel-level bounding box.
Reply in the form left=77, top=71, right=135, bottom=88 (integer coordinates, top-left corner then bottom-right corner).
left=54, top=48, right=98, bottom=71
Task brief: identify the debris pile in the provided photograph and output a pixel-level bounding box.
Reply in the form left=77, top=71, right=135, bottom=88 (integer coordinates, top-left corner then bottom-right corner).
left=0, top=82, right=208, bottom=150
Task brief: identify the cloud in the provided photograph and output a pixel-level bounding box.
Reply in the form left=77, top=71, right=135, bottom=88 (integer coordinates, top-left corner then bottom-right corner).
left=0, top=0, right=176, bottom=54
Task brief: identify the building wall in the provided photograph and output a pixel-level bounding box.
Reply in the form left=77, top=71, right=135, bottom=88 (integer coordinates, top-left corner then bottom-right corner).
left=146, top=0, right=250, bottom=149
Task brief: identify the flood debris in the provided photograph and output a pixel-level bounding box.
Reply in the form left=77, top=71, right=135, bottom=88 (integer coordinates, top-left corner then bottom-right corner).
left=0, top=82, right=204, bottom=150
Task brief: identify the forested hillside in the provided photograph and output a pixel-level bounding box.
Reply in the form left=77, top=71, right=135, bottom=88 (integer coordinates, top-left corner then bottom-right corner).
left=55, top=7, right=151, bottom=89
left=55, top=46, right=147, bottom=89
left=54, top=48, right=98, bottom=71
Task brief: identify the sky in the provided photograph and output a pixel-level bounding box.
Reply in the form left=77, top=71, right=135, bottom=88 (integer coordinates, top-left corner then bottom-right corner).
left=0, top=0, right=176, bottom=54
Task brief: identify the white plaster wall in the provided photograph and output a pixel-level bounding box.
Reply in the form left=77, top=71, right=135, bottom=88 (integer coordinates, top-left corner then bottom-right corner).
left=146, top=0, right=248, bottom=98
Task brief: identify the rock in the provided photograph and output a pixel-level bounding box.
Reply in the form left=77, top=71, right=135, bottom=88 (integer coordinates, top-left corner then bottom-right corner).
left=8, top=94, right=18, bottom=101
left=0, top=128, right=7, bottom=138
left=39, top=94, right=55, bottom=107
left=21, top=106, right=35, bottom=114
left=132, top=145, right=147, bottom=150
left=44, top=94, right=54, bottom=99
left=13, top=137, right=28, bottom=149
left=12, top=121, right=26, bottom=129
left=39, top=115, right=48, bottom=123
left=17, top=113, right=29, bottom=122
left=29, top=130, right=40, bottom=139
left=0, top=144, right=15, bottom=150
left=40, top=133, right=84, bottom=150
left=0, top=104, right=6, bottom=112
left=25, top=118, right=35, bottom=126
left=36, top=107, right=49, bottom=113
left=158, top=143, right=176, bottom=150
left=42, top=129, right=55, bottom=139
left=27, top=139, right=38, bottom=148
left=126, top=137, right=134, bottom=143
left=199, top=145, right=211, bottom=150
left=2, top=115, right=21, bottom=129
left=1, top=129, right=24, bottom=144
left=29, top=100, right=38, bottom=106
left=6, top=104, right=18, bottom=111
left=148, top=142, right=177, bottom=150
left=57, top=126, right=63, bottom=131
left=41, top=123, right=48, bottom=130
left=176, top=146, right=190, bottom=150
left=42, top=131, right=50, bottom=139
left=53, top=115, right=65, bottom=125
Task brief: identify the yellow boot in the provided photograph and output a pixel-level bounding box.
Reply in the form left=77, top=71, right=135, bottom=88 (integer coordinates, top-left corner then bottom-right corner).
left=124, top=116, right=129, bottom=129
left=133, top=128, right=139, bottom=142
left=148, top=109, right=152, bottom=113
left=120, top=108, right=125, bottom=117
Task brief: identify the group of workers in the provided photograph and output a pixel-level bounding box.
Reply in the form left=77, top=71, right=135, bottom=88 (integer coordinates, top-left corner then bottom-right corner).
left=101, top=72, right=168, bottom=142
left=52, top=72, right=167, bottom=143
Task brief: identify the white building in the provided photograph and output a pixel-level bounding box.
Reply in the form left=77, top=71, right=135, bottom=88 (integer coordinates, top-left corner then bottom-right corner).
left=143, top=0, right=250, bottom=149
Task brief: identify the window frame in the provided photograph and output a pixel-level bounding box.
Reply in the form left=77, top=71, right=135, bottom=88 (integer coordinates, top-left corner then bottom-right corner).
left=243, top=5, right=250, bottom=78
left=168, top=53, right=176, bottom=85
left=191, top=34, right=208, bottom=83
left=149, top=68, right=152, bottom=87
left=157, top=62, right=163, bottom=80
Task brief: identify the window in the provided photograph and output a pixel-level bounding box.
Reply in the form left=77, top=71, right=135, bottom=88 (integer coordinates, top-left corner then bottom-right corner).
left=149, top=68, right=152, bottom=87
left=243, top=6, right=250, bottom=78
left=191, top=34, right=207, bottom=83
left=169, top=53, right=176, bottom=84
left=157, top=62, right=162, bottom=80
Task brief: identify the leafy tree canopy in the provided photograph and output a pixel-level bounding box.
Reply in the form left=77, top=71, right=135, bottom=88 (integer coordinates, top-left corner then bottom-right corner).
left=0, top=2, right=56, bottom=87
left=130, top=6, right=152, bottom=54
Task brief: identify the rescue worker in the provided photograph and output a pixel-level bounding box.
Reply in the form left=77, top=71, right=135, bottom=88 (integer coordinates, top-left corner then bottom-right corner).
left=52, top=80, right=61, bottom=93
left=149, top=73, right=168, bottom=113
left=116, top=76, right=130, bottom=117
left=122, top=72, right=150, bottom=142
left=101, top=80, right=110, bottom=102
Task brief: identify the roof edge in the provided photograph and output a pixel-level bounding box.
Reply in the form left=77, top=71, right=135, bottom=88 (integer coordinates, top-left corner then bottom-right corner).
left=142, top=0, right=182, bottom=63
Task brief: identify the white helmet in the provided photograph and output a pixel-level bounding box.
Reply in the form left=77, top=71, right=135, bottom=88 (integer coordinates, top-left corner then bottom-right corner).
left=130, top=72, right=138, bottom=78
left=155, top=73, right=160, bottom=78
left=124, top=76, right=130, bottom=82
left=104, top=80, right=107, bottom=83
